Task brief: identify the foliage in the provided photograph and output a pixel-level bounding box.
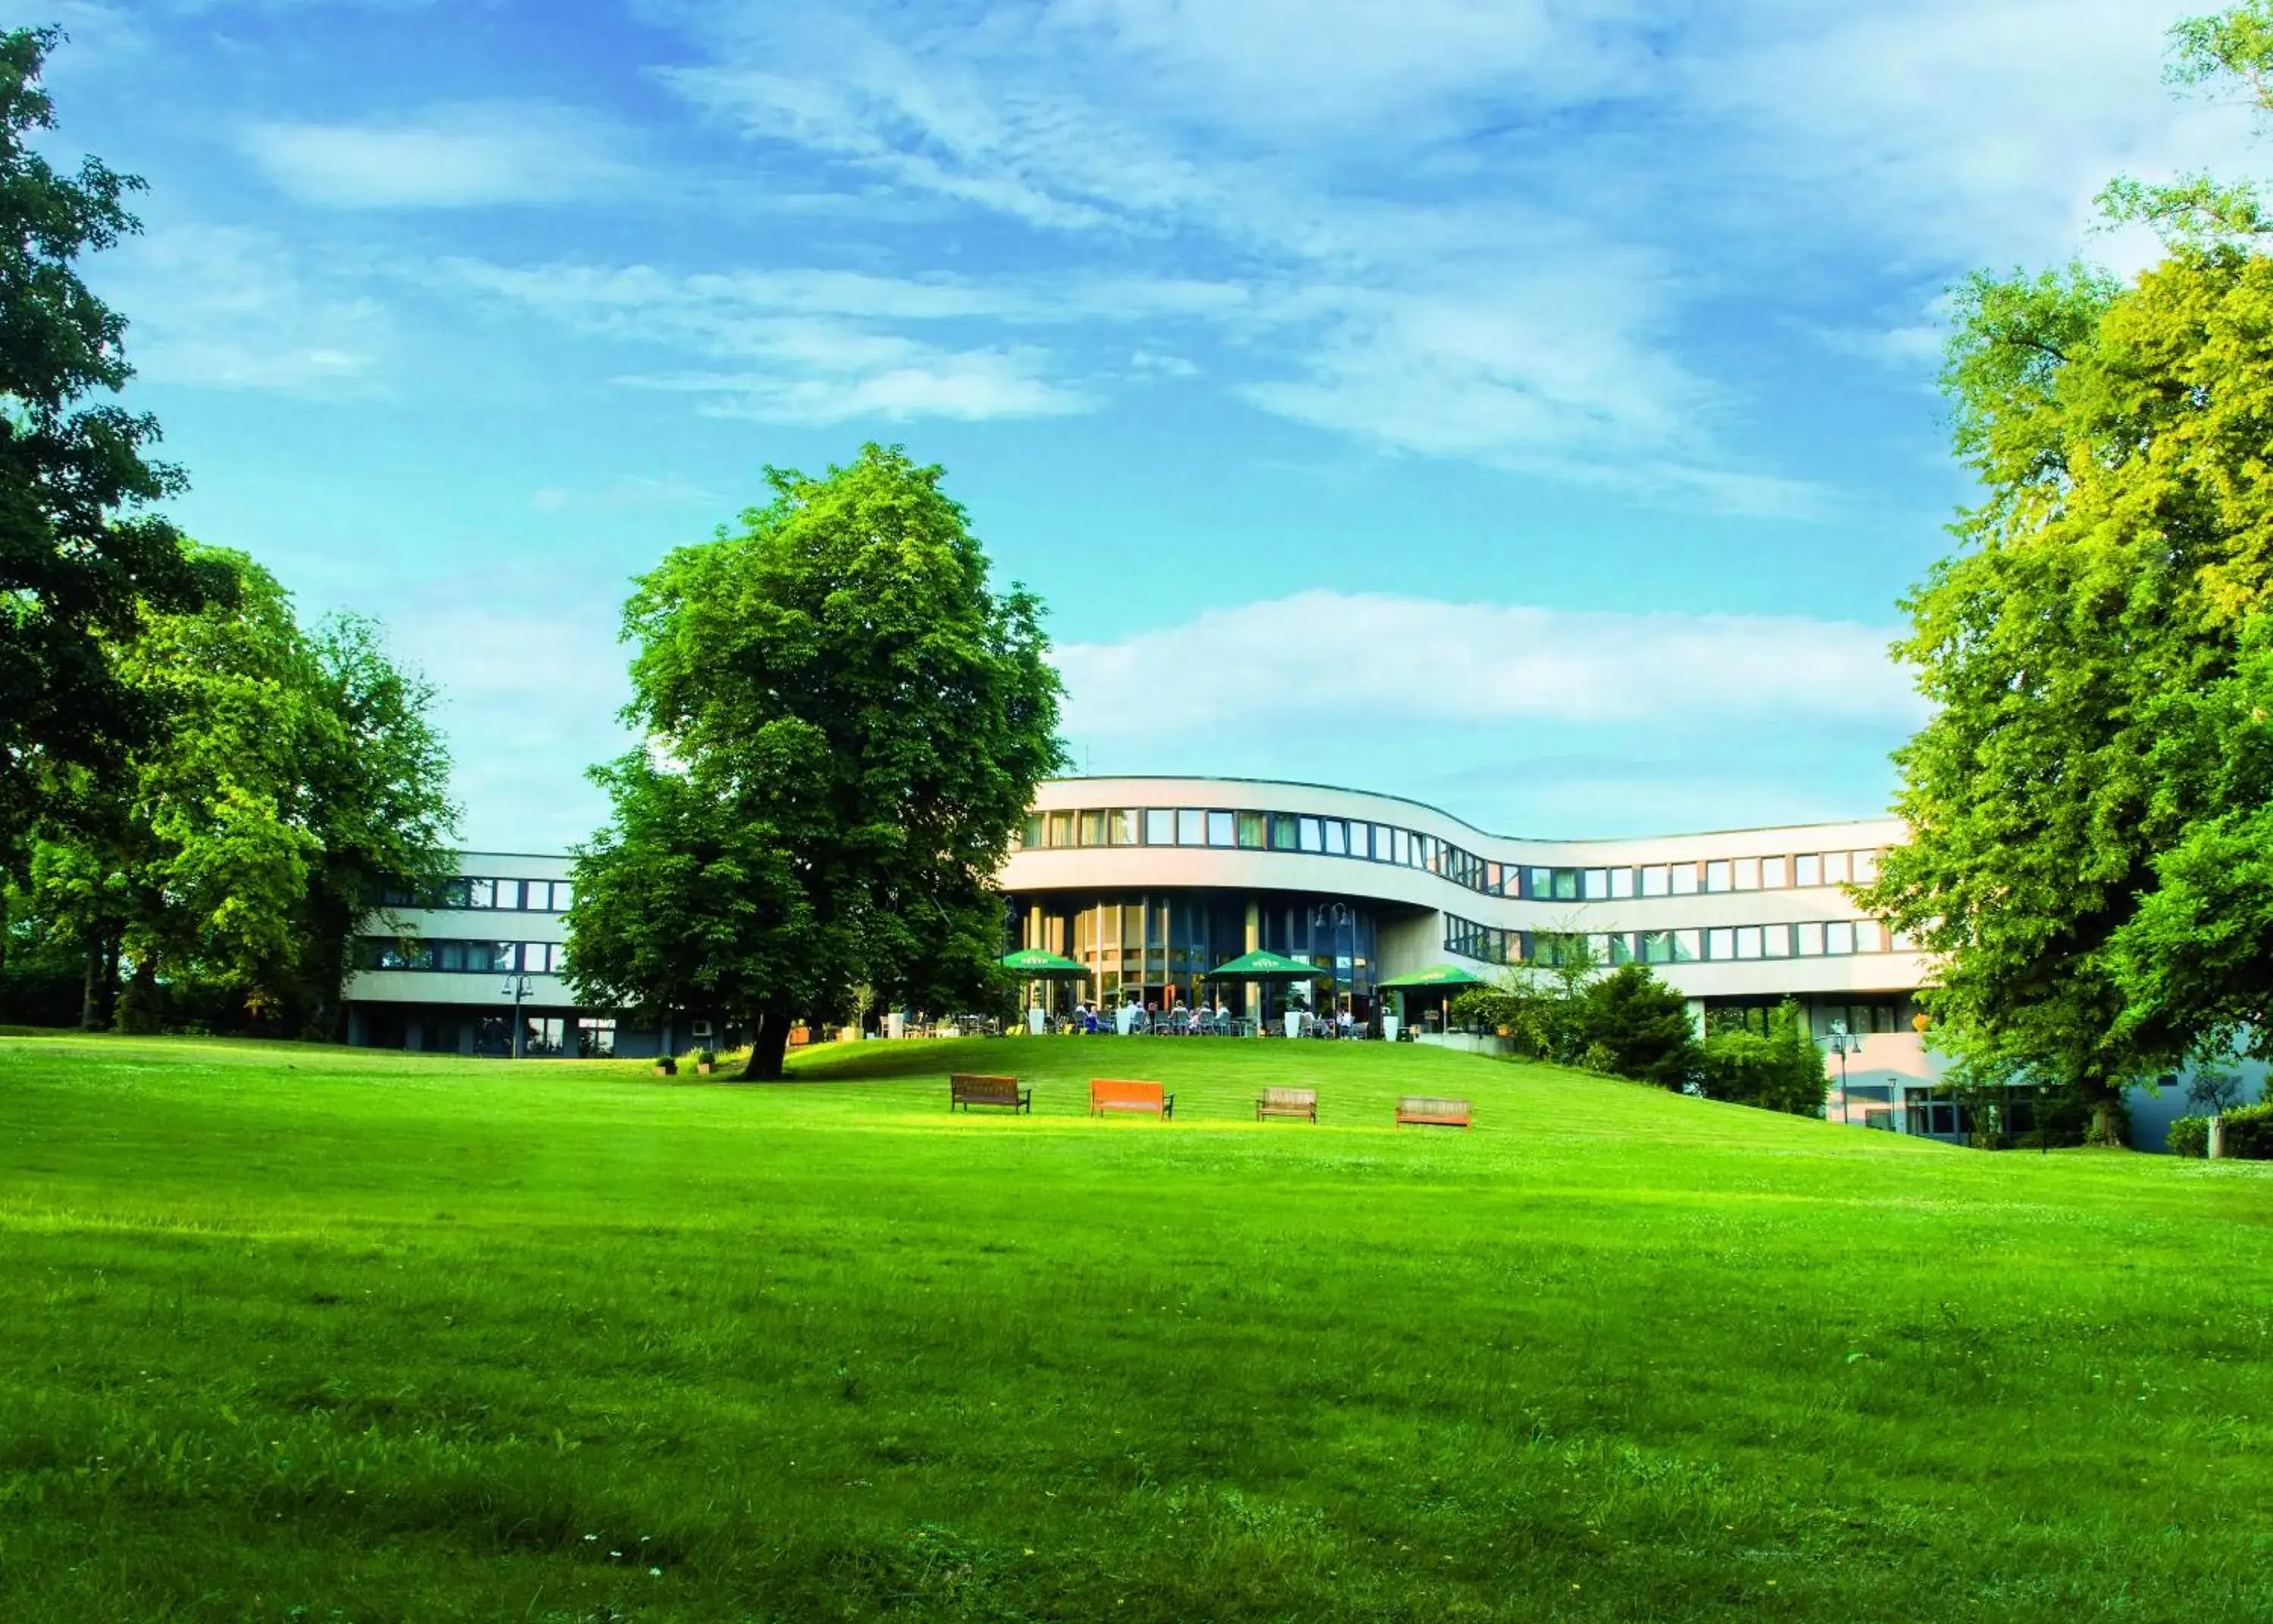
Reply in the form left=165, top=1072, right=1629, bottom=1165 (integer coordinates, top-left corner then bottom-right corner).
left=2100, top=3, right=2273, bottom=245
left=9, top=548, right=453, bottom=1032
left=1694, top=1001, right=1829, bottom=1116
left=568, top=445, right=1064, bottom=1079
left=1450, top=929, right=1596, bottom=1061
left=2187, top=1063, right=2248, bottom=1116
left=5, top=1033, right=2272, bottom=1623
left=0, top=27, right=205, bottom=867
left=1578, top=963, right=1700, bottom=1090
left=2171, top=1101, right=2273, bottom=1157
left=2169, top=1115, right=2212, bottom=1157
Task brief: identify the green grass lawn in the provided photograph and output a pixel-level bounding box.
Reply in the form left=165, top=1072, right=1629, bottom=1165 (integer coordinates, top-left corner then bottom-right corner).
left=2, top=1033, right=2268, bottom=1623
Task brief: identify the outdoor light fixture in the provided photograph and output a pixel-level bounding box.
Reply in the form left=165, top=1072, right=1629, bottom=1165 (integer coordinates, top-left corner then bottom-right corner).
left=1824, top=1020, right=1860, bottom=1125
left=500, top=966, right=533, bottom=1060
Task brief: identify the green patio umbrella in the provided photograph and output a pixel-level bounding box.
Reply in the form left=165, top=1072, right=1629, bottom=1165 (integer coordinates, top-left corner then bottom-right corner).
left=1374, top=963, right=1489, bottom=991
left=1205, top=948, right=1327, bottom=979
left=999, top=948, right=1090, bottom=978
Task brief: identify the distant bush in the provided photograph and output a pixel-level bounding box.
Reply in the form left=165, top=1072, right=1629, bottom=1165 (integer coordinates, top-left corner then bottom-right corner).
left=2224, top=1101, right=2273, bottom=1159
left=2164, top=1103, right=2273, bottom=1159
left=1696, top=1001, right=1827, bottom=1117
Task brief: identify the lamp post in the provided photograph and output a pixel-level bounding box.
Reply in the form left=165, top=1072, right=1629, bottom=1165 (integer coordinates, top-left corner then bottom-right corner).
left=500, top=965, right=532, bottom=1060
left=1823, top=1020, right=1859, bottom=1124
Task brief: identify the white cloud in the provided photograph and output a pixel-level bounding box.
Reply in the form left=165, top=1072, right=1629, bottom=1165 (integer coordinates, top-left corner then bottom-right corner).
left=1055, top=591, right=1921, bottom=740
left=619, top=352, right=1090, bottom=423
left=242, top=101, right=636, bottom=208
left=101, top=224, right=386, bottom=393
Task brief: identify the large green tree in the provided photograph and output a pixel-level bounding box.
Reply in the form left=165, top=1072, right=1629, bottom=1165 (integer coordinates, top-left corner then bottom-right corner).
left=0, top=26, right=204, bottom=867
left=1862, top=7, right=2273, bottom=1140
left=567, top=445, right=1065, bottom=1079
left=13, top=547, right=455, bottom=1032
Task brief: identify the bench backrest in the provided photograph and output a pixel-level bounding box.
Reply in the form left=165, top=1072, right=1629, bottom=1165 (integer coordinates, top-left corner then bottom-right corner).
left=1261, top=1087, right=1318, bottom=1108
left=1090, top=1078, right=1165, bottom=1110
left=1398, top=1095, right=1471, bottom=1123
left=952, top=1072, right=1022, bottom=1098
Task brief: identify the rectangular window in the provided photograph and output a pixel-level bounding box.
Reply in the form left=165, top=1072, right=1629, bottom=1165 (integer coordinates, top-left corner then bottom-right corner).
left=522, top=942, right=551, bottom=974
left=1762, top=854, right=1788, bottom=889
left=1852, top=848, right=1881, bottom=884
left=1238, top=811, right=1267, bottom=850
left=1762, top=924, right=1790, bottom=958
left=1124, top=903, right=1146, bottom=945
left=554, top=882, right=574, bottom=914
left=1705, top=860, right=1732, bottom=894
left=1270, top=814, right=1299, bottom=851
left=1527, top=866, right=1552, bottom=898
left=1707, top=927, right=1734, bottom=960
left=1325, top=820, right=1348, bottom=856
left=498, top=880, right=527, bottom=910
left=1640, top=866, right=1669, bottom=898
left=1735, top=926, right=1763, bottom=960
left=1734, top=857, right=1760, bottom=891
left=1299, top=817, right=1322, bottom=853
left=1610, top=867, right=1635, bottom=899
left=466, top=878, right=496, bottom=909
left=1174, top=808, right=1203, bottom=845
left=1795, top=853, right=1822, bottom=887
left=577, top=1020, right=616, bottom=1059
left=1553, top=869, right=1579, bottom=901
left=1363, top=823, right=1383, bottom=859
left=1674, top=929, right=1701, bottom=963
left=1583, top=869, right=1609, bottom=901
left=1108, top=809, right=1139, bottom=846
left=437, top=939, right=467, bottom=972
left=1048, top=811, right=1074, bottom=848
left=1393, top=829, right=1412, bottom=866
left=1823, top=851, right=1851, bottom=885
left=1641, top=930, right=1672, bottom=965
left=1021, top=815, right=1044, bottom=849
left=1826, top=921, right=1856, bottom=955
left=1796, top=921, right=1825, bottom=955
left=1891, top=927, right=1916, bottom=951
left=1080, top=810, right=1108, bottom=847
left=1671, top=864, right=1699, bottom=895
left=1208, top=810, right=1236, bottom=847
left=1145, top=809, right=1174, bottom=845
left=1855, top=920, right=1886, bottom=953
left=1609, top=932, right=1636, bottom=965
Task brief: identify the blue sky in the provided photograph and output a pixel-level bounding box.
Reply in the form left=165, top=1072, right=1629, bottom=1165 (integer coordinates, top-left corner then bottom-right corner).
left=36, top=0, right=2256, bottom=848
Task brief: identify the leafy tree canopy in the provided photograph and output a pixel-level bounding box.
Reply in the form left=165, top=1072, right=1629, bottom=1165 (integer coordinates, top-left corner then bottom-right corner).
left=567, top=445, right=1065, bottom=1079
left=10, top=546, right=455, bottom=1033
left=0, top=26, right=205, bottom=867
left=1864, top=5, right=2273, bottom=1140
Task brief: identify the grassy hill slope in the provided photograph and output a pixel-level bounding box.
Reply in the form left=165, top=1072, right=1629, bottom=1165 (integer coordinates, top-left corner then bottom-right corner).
left=2, top=1033, right=2268, bottom=1622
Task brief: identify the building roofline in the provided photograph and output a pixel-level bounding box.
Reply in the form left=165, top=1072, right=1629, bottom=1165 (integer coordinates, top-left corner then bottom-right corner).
left=1037, top=774, right=1899, bottom=846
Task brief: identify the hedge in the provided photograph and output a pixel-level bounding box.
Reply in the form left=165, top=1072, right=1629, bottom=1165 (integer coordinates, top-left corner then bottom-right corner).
left=2167, top=1101, right=2273, bottom=1159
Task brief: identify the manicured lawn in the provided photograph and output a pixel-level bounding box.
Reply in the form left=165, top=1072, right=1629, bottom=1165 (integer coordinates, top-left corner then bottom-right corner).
left=2, top=1033, right=2268, bottom=1622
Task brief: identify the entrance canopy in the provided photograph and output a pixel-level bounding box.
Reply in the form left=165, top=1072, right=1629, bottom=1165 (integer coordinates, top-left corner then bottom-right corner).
left=1376, top=963, right=1489, bottom=991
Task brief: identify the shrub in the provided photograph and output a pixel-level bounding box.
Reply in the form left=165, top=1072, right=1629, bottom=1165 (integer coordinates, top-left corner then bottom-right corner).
left=1696, top=1001, right=1827, bottom=1116
left=2168, top=1115, right=2209, bottom=1158
left=1578, top=964, right=1699, bottom=1089
left=2222, top=1101, right=2273, bottom=1159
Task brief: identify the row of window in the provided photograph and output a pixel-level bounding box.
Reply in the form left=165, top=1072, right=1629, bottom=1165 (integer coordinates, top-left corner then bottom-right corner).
left=1018, top=807, right=1882, bottom=901
left=1443, top=915, right=1911, bottom=967
left=354, top=938, right=567, bottom=974
left=371, top=877, right=574, bottom=914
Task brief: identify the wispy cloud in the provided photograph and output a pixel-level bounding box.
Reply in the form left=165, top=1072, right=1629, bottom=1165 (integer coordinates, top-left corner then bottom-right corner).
left=101, top=223, right=386, bottom=393
left=242, top=100, right=637, bottom=208
left=1055, top=592, right=1921, bottom=739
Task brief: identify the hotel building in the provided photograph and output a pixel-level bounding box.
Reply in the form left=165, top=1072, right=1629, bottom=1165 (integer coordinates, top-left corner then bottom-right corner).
left=342, top=774, right=2005, bottom=1134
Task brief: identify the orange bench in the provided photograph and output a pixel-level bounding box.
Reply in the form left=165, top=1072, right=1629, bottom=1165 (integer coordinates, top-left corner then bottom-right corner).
left=1396, top=1095, right=1471, bottom=1129
left=1089, top=1078, right=1174, bottom=1119
left=950, top=1073, right=1031, bottom=1113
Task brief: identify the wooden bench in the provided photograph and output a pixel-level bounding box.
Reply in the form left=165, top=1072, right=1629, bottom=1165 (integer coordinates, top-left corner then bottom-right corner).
left=1089, top=1078, right=1174, bottom=1118
left=1396, top=1095, right=1471, bottom=1129
left=1255, top=1086, right=1318, bottom=1123
left=949, top=1073, right=1031, bottom=1113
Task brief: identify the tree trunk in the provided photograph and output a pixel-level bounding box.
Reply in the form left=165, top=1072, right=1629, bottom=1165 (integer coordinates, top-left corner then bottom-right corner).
left=743, top=1008, right=793, bottom=1082
left=2083, top=1079, right=2127, bottom=1148
left=80, top=948, right=101, bottom=1030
